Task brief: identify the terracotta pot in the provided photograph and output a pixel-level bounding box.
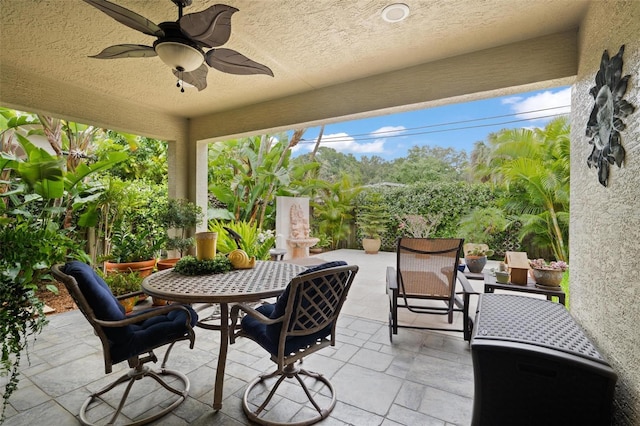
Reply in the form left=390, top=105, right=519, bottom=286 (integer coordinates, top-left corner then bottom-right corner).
left=157, top=258, right=180, bottom=270
left=104, top=259, right=156, bottom=278
left=531, top=268, right=563, bottom=286
left=118, top=296, right=137, bottom=314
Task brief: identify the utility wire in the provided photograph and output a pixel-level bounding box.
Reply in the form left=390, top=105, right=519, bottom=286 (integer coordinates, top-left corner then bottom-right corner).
left=297, top=105, right=570, bottom=145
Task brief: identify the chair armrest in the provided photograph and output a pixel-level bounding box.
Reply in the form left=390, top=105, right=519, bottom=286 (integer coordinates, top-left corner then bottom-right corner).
left=386, top=266, right=397, bottom=290
left=115, top=290, right=146, bottom=301
left=94, top=303, right=194, bottom=329
left=456, top=273, right=477, bottom=295
left=229, top=303, right=284, bottom=344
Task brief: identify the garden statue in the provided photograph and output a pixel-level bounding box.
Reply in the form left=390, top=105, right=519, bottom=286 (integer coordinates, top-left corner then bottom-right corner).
left=286, top=203, right=319, bottom=258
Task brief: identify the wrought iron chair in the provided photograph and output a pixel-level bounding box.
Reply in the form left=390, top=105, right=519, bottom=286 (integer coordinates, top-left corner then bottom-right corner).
left=230, top=261, right=358, bottom=426
left=52, top=261, right=198, bottom=426
left=387, top=238, right=476, bottom=341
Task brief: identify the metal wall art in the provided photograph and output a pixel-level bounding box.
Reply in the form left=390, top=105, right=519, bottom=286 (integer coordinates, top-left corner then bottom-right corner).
left=586, top=45, right=636, bottom=187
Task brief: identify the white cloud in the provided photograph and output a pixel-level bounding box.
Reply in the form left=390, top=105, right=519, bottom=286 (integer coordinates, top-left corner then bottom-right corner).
left=502, top=88, right=571, bottom=121
left=371, top=125, right=406, bottom=138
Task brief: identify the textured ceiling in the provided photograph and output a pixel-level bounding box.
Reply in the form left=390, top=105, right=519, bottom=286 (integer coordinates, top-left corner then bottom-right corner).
left=0, top=0, right=589, bottom=135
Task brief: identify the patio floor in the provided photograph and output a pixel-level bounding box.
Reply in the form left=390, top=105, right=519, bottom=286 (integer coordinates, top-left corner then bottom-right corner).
left=3, top=249, right=503, bottom=426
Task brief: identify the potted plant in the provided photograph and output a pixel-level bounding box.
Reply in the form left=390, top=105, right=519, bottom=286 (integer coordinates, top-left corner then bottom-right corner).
left=529, top=259, right=568, bottom=287
left=357, top=192, right=388, bottom=254
left=464, top=245, right=494, bottom=273
left=99, top=269, right=144, bottom=313
left=309, top=233, right=332, bottom=254
left=157, top=198, right=204, bottom=270
left=103, top=228, right=161, bottom=277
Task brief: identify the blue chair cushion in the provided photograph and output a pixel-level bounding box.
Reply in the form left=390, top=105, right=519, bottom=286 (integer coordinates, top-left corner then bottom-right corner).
left=241, top=261, right=347, bottom=356
left=62, top=261, right=198, bottom=364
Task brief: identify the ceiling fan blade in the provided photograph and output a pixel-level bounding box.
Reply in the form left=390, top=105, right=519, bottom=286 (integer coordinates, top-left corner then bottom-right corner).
left=89, top=44, right=157, bottom=59
left=173, top=64, right=209, bottom=91
left=179, top=4, right=238, bottom=48
left=82, top=0, right=164, bottom=38
left=206, top=49, right=274, bottom=76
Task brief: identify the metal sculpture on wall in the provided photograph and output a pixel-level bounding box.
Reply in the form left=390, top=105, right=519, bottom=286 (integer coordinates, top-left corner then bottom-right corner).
left=586, top=45, right=636, bottom=187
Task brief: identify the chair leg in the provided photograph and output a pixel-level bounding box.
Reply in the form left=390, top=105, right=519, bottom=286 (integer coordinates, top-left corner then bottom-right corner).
left=79, top=365, right=189, bottom=426
left=243, top=362, right=336, bottom=426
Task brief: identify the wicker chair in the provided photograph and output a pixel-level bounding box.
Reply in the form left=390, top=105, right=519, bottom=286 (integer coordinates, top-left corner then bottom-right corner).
left=52, top=261, right=197, bottom=426
left=230, top=261, right=358, bottom=426
left=387, top=238, right=476, bottom=341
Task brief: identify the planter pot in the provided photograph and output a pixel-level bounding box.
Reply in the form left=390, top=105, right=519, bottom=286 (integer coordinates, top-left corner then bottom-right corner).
left=362, top=238, right=381, bottom=254
left=531, top=268, right=563, bottom=287
left=157, top=258, right=180, bottom=271
left=495, top=271, right=510, bottom=283
left=118, top=296, right=138, bottom=314
left=104, top=259, right=156, bottom=278
left=465, top=256, right=487, bottom=273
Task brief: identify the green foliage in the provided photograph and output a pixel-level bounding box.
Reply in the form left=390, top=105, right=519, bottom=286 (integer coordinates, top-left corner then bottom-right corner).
left=95, top=131, right=168, bottom=184
left=0, top=220, right=87, bottom=421
left=471, top=117, right=570, bottom=261
left=356, top=191, right=388, bottom=239
left=94, top=178, right=167, bottom=262
left=208, top=135, right=302, bottom=229
left=99, top=270, right=143, bottom=296
left=158, top=198, right=203, bottom=256
left=458, top=207, right=508, bottom=246
left=174, top=255, right=232, bottom=276
left=208, top=219, right=275, bottom=261
left=109, top=228, right=162, bottom=263
left=312, top=175, right=361, bottom=249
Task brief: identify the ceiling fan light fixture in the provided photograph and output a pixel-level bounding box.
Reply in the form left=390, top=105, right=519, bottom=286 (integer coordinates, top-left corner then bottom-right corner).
left=155, top=41, right=204, bottom=72
left=381, top=3, right=410, bottom=23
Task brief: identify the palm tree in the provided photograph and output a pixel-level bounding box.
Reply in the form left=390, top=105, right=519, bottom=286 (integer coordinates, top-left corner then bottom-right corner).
left=488, top=117, right=570, bottom=261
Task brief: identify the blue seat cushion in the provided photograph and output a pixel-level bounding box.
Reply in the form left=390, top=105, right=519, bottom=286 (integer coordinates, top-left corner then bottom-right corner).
left=63, top=261, right=197, bottom=364
left=241, top=261, right=347, bottom=356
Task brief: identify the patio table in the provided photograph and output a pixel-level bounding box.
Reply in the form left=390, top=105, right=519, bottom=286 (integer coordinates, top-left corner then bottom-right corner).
left=141, top=260, right=307, bottom=410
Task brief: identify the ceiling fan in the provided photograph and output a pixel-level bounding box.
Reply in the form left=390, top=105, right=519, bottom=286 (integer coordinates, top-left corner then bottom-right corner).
left=82, top=0, right=273, bottom=92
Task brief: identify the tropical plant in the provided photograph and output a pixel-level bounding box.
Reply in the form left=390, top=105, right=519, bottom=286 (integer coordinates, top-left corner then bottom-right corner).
left=311, top=175, right=361, bottom=249
left=208, top=219, right=276, bottom=261
left=108, top=228, right=162, bottom=263
left=92, top=178, right=167, bottom=263
left=487, top=117, right=570, bottom=261
left=208, top=131, right=306, bottom=229
left=0, top=112, right=109, bottom=419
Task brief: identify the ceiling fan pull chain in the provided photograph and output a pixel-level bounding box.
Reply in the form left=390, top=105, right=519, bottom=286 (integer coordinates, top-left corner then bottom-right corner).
left=176, top=69, right=185, bottom=93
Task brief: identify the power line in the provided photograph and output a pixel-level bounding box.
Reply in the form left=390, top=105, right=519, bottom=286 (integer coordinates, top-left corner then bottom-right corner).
left=298, top=105, right=570, bottom=145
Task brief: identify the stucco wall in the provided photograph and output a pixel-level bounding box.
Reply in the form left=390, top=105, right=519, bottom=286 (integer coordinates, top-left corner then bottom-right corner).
left=571, top=1, right=640, bottom=424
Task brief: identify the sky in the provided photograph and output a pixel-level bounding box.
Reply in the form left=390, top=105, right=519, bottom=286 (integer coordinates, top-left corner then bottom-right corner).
left=291, top=86, right=572, bottom=160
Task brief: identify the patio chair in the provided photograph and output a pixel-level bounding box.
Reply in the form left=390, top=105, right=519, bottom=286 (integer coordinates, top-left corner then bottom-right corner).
left=229, top=261, right=358, bottom=426
left=387, top=238, right=476, bottom=341
left=51, top=261, right=198, bottom=426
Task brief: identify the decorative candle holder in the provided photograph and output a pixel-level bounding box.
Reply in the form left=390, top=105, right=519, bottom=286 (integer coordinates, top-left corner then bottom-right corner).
left=196, top=232, right=217, bottom=260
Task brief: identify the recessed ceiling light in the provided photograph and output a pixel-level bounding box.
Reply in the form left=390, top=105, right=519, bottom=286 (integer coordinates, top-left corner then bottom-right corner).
left=381, top=3, right=410, bottom=23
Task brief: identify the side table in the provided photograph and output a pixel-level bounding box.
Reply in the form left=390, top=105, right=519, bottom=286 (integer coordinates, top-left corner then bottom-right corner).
left=483, top=272, right=566, bottom=305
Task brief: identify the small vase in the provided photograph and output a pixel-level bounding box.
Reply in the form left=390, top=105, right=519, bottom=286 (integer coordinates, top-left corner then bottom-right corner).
left=196, top=232, right=217, bottom=260
left=531, top=268, right=563, bottom=286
